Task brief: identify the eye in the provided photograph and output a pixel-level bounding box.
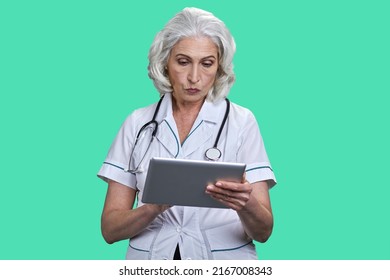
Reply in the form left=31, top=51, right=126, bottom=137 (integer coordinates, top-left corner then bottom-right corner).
left=202, top=60, right=215, bottom=68
left=177, top=59, right=189, bottom=66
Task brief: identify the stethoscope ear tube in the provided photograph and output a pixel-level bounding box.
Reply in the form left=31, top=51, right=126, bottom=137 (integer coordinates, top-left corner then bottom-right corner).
left=135, top=95, right=165, bottom=139
left=205, top=98, right=230, bottom=161
left=150, top=95, right=165, bottom=137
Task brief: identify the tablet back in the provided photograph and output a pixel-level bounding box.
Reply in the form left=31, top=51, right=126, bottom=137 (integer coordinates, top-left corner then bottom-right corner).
left=142, top=157, right=246, bottom=208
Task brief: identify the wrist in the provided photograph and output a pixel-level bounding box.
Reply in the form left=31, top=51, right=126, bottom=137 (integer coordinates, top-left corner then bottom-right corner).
left=144, top=204, right=169, bottom=216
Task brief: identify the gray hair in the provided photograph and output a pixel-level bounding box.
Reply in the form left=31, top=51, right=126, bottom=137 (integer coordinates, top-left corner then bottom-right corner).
left=148, top=7, right=236, bottom=102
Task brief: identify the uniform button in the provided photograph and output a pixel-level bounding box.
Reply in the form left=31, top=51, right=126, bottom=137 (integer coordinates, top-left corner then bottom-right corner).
left=176, top=226, right=181, bottom=233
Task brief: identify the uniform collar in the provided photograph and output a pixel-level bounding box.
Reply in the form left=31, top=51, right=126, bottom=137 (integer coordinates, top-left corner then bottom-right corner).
left=154, top=93, right=227, bottom=158
left=198, top=97, right=225, bottom=124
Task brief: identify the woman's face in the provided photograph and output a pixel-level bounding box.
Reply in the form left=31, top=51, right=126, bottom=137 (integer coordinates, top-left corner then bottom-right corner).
left=166, top=36, right=219, bottom=107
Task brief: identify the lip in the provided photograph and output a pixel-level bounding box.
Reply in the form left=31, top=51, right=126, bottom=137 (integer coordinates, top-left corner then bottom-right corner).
left=185, top=88, right=200, bottom=94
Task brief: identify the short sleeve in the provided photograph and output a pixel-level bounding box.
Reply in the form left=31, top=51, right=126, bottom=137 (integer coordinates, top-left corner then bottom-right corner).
left=237, top=110, right=276, bottom=188
left=97, top=114, right=137, bottom=189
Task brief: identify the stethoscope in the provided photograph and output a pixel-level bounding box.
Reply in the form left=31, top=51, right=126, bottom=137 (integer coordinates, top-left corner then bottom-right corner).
left=126, top=95, right=230, bottom=173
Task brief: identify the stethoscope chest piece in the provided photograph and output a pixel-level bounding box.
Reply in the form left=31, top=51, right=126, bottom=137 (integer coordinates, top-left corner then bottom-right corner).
left=205, top=147, right=222, bottom=161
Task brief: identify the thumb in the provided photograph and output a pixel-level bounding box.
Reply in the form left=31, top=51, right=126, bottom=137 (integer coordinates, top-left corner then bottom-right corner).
left=242, top=172, right=246, bottom=184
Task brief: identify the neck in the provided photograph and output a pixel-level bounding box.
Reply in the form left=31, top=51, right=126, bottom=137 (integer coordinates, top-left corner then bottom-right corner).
left=172, top=97, right=205, bottom=117
left=172, top=97, right=205, bottom=144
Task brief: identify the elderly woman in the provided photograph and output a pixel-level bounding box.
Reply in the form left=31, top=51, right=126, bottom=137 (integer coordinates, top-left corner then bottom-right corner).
left=98, top=7, right=276, bottom=260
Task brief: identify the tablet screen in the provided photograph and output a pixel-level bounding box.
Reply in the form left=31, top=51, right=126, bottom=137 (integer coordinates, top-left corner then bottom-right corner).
left=141, top=157, right=246, bottom=208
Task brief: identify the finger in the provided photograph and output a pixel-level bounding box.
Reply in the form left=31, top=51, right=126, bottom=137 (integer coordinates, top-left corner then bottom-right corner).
left=214, top=181, right=252, bottom=193
left=206, top=184, right=235, bottom=197
left=208, top=188, right=250, bottom=204
left=206, top=184, right=252, bottom=203
left=209, top=193, right=245, bottom=211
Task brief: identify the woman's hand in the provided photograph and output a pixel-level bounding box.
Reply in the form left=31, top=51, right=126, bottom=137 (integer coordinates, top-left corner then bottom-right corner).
left=205, top=177, right=252, bottom=211
left=206, top=178, right=273, bottom=242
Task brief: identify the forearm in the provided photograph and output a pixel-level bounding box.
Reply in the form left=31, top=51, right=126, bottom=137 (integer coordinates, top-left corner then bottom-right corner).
left=101, top=204, right=165, bottom=244
left=237, top=196, right=273, bottom=243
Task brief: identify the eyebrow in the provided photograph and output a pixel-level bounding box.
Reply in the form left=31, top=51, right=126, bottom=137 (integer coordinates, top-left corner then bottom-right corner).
left=175, top=54, right=217, bottom=60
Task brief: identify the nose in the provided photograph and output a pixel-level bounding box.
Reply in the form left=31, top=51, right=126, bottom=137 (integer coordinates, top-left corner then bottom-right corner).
left=188, top=65, right=200, bottom=84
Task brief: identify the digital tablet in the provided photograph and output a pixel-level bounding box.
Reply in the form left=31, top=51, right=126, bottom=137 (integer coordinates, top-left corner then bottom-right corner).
left=141, top=157, right=246, bottom=208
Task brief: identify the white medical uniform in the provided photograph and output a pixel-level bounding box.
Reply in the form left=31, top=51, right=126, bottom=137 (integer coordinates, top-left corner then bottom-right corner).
left=98, top=93, right=276, bottom=260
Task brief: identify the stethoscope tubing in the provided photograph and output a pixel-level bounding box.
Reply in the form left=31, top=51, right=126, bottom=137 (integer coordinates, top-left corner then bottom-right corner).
left=130, top=94, right=230, bottom=170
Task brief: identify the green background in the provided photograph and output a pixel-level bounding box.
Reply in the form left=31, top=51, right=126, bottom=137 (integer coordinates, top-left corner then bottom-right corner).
left=1, top=0, right=389, bottom=260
